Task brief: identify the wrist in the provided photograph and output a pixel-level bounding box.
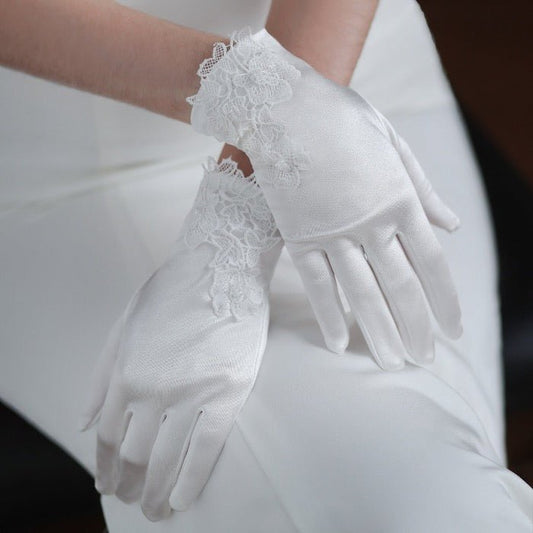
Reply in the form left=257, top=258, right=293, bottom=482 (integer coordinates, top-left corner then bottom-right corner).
left=265, top=0, right=379, bottom=86
left=218, top=145, right=254, bottom=179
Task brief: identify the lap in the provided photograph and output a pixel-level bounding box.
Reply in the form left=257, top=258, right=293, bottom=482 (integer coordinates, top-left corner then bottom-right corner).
left=100, top=301, right=532, bottom=531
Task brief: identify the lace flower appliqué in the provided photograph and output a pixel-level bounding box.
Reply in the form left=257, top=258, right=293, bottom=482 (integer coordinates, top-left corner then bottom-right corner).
left=184, top=157, right=281, bottom=320
left=186, top=27, right=309, bottom=189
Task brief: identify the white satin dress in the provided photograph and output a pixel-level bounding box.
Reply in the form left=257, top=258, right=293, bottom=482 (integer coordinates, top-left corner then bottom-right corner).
left=1, top=0, right=532, bottom=531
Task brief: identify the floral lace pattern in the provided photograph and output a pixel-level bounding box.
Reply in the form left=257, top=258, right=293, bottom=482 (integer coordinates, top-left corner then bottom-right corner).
left=184, top=157, right=281, bottom=319
left=186, top=27, right=309, bottom=189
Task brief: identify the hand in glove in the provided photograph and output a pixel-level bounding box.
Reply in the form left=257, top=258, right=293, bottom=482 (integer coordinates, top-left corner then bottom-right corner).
left=79, top=157, right=282, bottom=520
left=187, top=27, right=463, bottom=370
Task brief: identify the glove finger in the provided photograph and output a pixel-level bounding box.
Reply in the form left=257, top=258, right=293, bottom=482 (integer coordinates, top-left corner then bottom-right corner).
left=115, top=408, right=160, bottom=504
left=78, top=315, right=124, bottom=431
left=375, top=109, right=460, bottom=233
left=141, top=408, right=201, bottom=522
left=365, top=236, right=435, bottom=365
left=95, top=394, right=131, bottom=495
left=327, top=239, right=407, bottom=371
left=398, top=214, right=463, bottom=339
left=169, top=409, right=231, bottom=511
left=396, top=135, right=460, bottom=232
left=289, top=247, right=349, bottom=354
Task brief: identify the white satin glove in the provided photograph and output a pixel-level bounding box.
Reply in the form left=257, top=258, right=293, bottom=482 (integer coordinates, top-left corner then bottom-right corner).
left=187, top=27, right=463, bottom=370
left=79, top=157, right=282, bottom=520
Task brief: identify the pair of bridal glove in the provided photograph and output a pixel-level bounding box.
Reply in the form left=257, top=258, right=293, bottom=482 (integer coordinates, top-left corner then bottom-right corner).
left=187, top=27, right=463, bottom=370
left=81, top=24, right=465, bottom=521
left=80, top=158, right=283, bottom=520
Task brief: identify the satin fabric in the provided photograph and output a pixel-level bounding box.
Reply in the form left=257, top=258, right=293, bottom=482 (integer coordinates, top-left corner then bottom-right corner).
left=0, top=0, right=531, bottom=531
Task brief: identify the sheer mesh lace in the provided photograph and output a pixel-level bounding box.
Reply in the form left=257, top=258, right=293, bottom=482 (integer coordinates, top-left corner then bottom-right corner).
left=184, top=157, right=281, bottom=319
left=186, top=27, right=309, bottom=189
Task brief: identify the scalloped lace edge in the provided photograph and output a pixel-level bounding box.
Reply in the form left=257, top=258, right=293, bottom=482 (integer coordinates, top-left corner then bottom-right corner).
left=184, top=156, right=281, bottom=320
left=186, top=27, right=309, bottom=189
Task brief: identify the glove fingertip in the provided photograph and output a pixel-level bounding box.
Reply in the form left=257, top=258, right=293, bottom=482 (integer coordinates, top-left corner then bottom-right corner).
left=442, top=211, right=461, bottom=233
left=381, top=355, right=406, bottom=372
left=325, top=335, right=349, bottom=355
left=77, top=411, right=99, bottom=432
left=169, top=491, right=194, bottom=512
left=77, top=385, right=106, bottom=431
left=447, top=318, right=463, bottom=340
left=169, top=472, right=204, bottom=512
left=427, top=203, right=461, bottom=233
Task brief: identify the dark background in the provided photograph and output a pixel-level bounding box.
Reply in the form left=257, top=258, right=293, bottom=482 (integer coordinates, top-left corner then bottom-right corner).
left=419, top=0, right=533, bottom=485
left=2, top=1, right=532, bottom=530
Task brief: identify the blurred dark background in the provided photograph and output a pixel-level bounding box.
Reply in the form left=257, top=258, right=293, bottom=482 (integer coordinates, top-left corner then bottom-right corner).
left=1, top=1, right=532, bottom=530
left=419, top=0, right=533, bottom=486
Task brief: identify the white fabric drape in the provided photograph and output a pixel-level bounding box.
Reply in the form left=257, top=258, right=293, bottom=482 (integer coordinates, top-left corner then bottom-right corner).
left=0, top=0, right=531, bottom=531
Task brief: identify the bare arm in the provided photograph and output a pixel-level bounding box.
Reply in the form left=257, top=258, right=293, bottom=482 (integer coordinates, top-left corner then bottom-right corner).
left=266, top=0, right=378, bottom=85
left=0, top=0, right=378, bottom=169
left=0, top=0, right=225, bottom=123
left=220, top=0, right=379, bottom=176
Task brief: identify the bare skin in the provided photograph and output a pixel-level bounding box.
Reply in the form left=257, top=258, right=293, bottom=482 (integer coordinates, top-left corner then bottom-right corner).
left=0, top=0, right=378, bottom=174
left=0, top=0, right=223, bottom=123
left=220, top=0, right=379, bottom=175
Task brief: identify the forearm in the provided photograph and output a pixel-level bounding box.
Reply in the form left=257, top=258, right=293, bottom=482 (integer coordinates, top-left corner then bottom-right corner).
left=266, top=0, right=378, bottom=85
left=0, top=0, right=378, bottom=163
left=0, top=0, right=225, bottom=122
left=220, top=0, right=378, bottom=175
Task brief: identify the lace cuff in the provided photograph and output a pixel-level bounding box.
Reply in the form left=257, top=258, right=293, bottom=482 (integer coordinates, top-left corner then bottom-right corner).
left=184, top=157, right=282, bottom=320
left=186, top=27, right=310, bottom=189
